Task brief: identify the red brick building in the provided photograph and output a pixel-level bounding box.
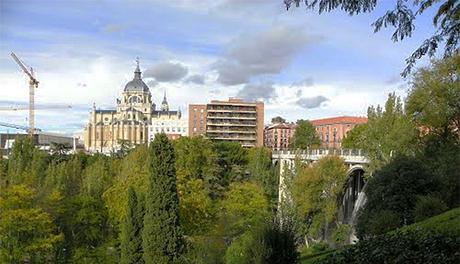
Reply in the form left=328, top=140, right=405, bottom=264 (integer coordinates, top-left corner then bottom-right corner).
left=264, top=123, right=296, bottom=150
left=311, top=116, right=367, bottom=149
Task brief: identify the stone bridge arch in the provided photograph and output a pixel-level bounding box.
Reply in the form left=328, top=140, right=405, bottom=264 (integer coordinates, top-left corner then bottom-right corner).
left=339, top=165, right=366, bottom=224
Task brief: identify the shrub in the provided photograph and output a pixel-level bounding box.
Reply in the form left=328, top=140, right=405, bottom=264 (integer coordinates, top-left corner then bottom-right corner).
left=315, top=230, right=460, bottom=264
left=413, top=195, right=448, bottom=222
left=356, top=156, right=441, bottom=238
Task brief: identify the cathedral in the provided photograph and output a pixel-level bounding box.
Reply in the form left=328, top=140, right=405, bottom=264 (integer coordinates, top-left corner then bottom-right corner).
left=83, top=60, right=183, bottom=153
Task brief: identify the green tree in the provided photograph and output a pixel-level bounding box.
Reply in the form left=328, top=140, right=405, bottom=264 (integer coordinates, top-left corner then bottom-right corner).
left=247, top=147, right=278, bottom=210
left=174, top=136, right=220, bottom=198
left=292, top=156, right=348, bottom=244
left=177, top=178, right=213, bottom=235
left=7, top=137, right=35, bottom=185
left=0, top=184, right=63, bottom=263
left=285, top=0, right=459, bottom=76
left=103, top=145, right=148, bottom=225
left=354, top=93, right=417, bottom=172
left=60, top=195, right=110, bottom=261
left=0, top=155, right=6, bottom=189
left=225, top=220, right=299, bottom=264
left=341, top=124, right=368, bottom=149
left=290, top=120, right=320, bottom=150
left=214, top=141, right=248, bottom=185
left=356, top=155, right=442, bottom=238
left=271, top=116, right=286, bottom=124
left=121, top=186, right=144, bottom=264
left=143, top=133, right=184, bottom=263
left=45, top=154, right=85, bottom=197
left=219, top=181, right=269, bottom=238
left=82, top=155, right=115, bottom=198
left=406, top=53, right=460, bottom=141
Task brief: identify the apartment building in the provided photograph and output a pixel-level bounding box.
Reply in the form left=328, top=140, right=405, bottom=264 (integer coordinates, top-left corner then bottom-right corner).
left=264, top=122, right=296, bottom=150
left=188, top=104, right=207, bottom=137
left=188, top=98, right=264, bottom=147
left=311, top=116, right=367, bottom=148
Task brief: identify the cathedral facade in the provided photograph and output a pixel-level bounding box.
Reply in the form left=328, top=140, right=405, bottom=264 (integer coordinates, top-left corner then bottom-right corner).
left=83, top=61, right=183, bottom=153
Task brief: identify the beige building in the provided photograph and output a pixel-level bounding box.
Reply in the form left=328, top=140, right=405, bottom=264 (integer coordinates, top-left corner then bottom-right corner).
left=84, top=60, right=184, bottom=153
left=189, top=98, right=264, bottom=147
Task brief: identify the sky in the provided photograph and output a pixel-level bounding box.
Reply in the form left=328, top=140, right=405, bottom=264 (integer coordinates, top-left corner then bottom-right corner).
left=0, top=0, right=437, bottom=135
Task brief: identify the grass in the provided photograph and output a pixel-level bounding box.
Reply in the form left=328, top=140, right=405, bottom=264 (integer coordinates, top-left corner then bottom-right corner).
left=397, top=207, right=460, bottom=237
left=300, top=207, right=460, bottom=264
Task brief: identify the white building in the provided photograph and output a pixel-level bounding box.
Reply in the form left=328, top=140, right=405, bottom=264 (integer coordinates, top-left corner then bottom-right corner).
left=148, top=93, right=188, bottom=141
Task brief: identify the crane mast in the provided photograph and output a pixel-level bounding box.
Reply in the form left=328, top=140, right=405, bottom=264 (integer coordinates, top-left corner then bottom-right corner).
left=10, top=52, right=39, bottom=137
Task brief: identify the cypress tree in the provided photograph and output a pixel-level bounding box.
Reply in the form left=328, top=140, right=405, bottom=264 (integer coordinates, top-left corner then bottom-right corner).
left=121, top=186, right=144, bottom=264
left=143, top=133, right=184, bottom=263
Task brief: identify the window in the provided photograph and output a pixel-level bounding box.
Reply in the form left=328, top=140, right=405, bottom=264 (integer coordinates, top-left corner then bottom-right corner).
left=128, top=96, right=140, bottom=104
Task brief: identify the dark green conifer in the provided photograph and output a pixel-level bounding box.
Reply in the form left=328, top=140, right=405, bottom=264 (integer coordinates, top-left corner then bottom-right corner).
left=143, top=133, right=184, bottom=263
left=121, top=186, right=144, bottom=264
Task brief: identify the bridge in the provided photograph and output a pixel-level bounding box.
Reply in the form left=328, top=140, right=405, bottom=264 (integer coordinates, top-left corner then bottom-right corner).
left=272, top=149, right=369, bottom=225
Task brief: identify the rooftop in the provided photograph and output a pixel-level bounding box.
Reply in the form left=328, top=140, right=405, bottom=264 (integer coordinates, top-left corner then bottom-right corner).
left=310, top=116, right=368, bottom=126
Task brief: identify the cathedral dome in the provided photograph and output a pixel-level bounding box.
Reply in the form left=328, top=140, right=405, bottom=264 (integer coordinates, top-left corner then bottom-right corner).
left=124, top=59, right=150, bottom=93
left=124, top=79, right=149, bottom=92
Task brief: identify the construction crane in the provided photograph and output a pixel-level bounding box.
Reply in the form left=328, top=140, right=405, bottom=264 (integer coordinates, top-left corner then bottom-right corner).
left=0, top=105, right=72, bottom=111
left=0, top=121, right=42, bottom=132
left=10, top=52, right=39, bottom=137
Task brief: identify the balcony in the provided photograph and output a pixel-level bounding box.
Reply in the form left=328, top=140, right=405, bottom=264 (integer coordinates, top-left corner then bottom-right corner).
left=207, top=115, right=257, bottom=120
left=207, top=129, right=256, bottom=134
left=207, top=121, right=256, bottom=127
left=207, top=108, right=256, bottom=113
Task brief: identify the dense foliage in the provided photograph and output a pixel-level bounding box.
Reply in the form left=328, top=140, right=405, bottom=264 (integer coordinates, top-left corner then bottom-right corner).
left=356, top=156, right=441, bottom=238
left=290, top=120, right=320, bottom=150
left=143, top=133, right=184, bottom=263
left=316, top=230, right=460, bottom=264
left=0, top=133, right=278, bottom=263
left=290, top=156, right=348, bottom=246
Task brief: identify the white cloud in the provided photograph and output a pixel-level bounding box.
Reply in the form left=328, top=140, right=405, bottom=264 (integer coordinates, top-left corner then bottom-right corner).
left=214, top=25, right=318, bottom=85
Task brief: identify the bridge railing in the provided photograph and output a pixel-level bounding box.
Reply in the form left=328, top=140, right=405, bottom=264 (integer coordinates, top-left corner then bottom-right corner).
left=273, top=148, right=366, bottom=157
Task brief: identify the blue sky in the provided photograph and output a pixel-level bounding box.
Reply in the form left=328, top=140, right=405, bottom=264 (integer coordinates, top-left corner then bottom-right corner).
left=0, top=0, right=438, bottom=135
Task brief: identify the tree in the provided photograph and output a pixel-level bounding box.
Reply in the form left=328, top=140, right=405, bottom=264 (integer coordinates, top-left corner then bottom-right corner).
left=291, top=156, right=348, bottom=244
left=219, top=181, right=269, bottom=239
left=356, top=155, right=442, bottom=238
left=406, top=54, right=460, bottom=207
left=60, top=194, right=110, bottom=262
left=0, top=184, right=63, bottom=263
left=271, top=116, right=286, bottom=124
left=284, top=0, right=460, bottom=76
left=173, top=136, right=220, bottom=198
left=177, top=178, right=213, bottom=236
left=350, top=93, right=417, bottom=172
left=121, top=187, right=144, bottom=264
left=290, top=120, right=320, bottom=150
left=143, top=133, right=184, bottom=263
left=103, top=145, right=148, bottom=225
left=214, top=141, right=249, bottom=186
left=7, top=137, right=35, bottom=185
left=247, top=147, right=278, bottom=210
left=406, top=53, right=460, bottom=141
left=341, top=124, right=368, bottom=149
left=50, top=142, right=71, bottom=163
left=225, top=220, right=299, bottom=264
left=82, top=155, right=115, bottom=199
